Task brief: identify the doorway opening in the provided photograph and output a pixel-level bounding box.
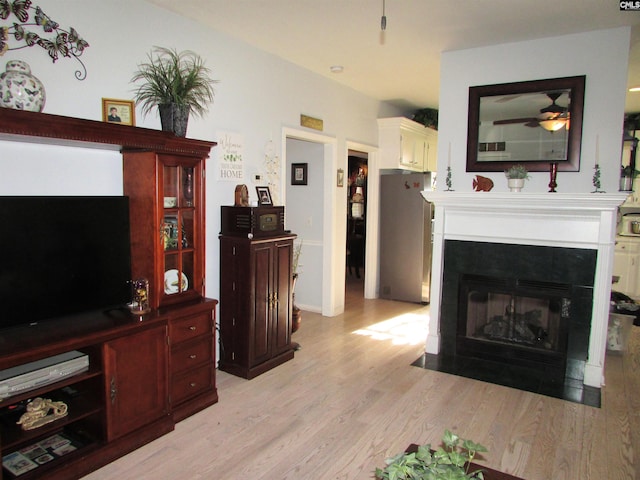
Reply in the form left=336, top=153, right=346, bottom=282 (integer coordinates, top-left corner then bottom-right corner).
left=346, top=150, right=368, bottom=299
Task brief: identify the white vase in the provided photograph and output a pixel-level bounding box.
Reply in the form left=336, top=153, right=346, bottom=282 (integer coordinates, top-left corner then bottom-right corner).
left=508, top=178, right=525, bottom=192
left=0, top=60, right=46, bottom=112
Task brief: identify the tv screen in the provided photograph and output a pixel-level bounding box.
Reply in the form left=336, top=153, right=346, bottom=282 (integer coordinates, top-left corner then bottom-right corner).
left=0, top=196, right=132, bottom=330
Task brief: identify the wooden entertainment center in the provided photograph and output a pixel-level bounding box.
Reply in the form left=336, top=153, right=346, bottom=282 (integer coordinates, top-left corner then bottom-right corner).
left=0, top=109, right=218, bottom=479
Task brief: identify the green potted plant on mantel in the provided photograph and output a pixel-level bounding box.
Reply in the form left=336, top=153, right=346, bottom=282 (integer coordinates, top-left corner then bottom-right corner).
left=131, top=46, right=218, bottom=137
left=376, top=430, right=487, bottom=480
left=505, top=164, right=530, bottom=192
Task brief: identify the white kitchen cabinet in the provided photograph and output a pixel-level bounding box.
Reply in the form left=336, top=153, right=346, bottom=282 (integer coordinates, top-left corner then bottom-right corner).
left=378, top=117, right=438, bottom=172
left=613, top=236, right=640, bottom=299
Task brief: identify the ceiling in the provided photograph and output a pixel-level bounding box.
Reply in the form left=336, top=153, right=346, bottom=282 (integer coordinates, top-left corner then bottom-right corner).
left=145, top=0, right=640, bottom=114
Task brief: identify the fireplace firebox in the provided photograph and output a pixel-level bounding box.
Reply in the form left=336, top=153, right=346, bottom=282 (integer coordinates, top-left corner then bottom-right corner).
left=457, top=274, right=571, bottom=371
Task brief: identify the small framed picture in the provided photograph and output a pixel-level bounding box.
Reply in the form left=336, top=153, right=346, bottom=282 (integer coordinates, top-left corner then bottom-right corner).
left=102, top=98, right=135, bottom=126
left=291, top=163, right=308, bottom=185
left=256, top=186, right=273, bottom=206
left=337, top=168, right=344, bottom=187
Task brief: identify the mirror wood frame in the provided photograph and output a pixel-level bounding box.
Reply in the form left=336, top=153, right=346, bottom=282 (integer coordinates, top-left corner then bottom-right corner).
left=466, top=75, right=586, bottom=172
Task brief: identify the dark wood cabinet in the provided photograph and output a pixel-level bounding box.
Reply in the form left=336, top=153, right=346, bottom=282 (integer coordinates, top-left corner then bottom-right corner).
left=0, top=109, right=218, bottom=479
left=123, top=143, right=218, bottom=423
left=0, top=312, right=175, bottom=480
left=123, top=152, right=207, bottom=310
left=219, top=234, right=296, bottom=379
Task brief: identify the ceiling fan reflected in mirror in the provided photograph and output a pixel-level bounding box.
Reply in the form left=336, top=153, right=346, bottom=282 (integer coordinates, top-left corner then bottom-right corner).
left=493, top=91, right=570, bottom=131
left=537, top=91, right=570, bottom=131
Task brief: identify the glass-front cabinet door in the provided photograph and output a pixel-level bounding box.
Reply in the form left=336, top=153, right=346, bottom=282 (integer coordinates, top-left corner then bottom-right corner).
left=159, top=159, right=202, bottom=307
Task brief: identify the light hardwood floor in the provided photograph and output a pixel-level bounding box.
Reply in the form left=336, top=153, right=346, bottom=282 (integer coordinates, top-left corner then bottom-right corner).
left=83, top=280, right=639, bottom=479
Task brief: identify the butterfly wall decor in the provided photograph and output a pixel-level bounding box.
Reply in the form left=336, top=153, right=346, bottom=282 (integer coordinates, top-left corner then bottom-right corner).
left=0, top=1, right=89, bottom=80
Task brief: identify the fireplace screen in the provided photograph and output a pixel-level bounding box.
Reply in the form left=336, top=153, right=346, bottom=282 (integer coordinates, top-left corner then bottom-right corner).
left=459, top=275, right=570, bottom=358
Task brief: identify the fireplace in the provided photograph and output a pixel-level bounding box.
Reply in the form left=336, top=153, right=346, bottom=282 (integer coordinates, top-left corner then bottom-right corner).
left=440, top=240, right=595, bottom=390
left=417, top=191, right=628, bottom=404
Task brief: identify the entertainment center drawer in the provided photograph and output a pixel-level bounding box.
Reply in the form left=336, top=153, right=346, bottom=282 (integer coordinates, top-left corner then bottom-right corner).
left=172, top=364, right=213, bottom=404
left=169, top=312, right=212, bottom=344
left=171, top=336, right=212, bottom=374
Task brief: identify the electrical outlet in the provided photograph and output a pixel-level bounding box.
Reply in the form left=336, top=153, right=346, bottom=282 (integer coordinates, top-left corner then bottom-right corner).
left=306, top=216, right=312, bottom=227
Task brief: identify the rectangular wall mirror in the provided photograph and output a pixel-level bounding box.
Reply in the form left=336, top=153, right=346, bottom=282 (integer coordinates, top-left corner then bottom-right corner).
left=466, top=75, right=585, bottom=172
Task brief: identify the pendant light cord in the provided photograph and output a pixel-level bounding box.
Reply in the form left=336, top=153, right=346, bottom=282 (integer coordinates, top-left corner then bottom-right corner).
left=381, top=0, right=387, bottom=31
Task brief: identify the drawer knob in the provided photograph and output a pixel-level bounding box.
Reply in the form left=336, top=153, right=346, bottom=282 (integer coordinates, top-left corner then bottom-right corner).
left=189, top=354, right=197, bottom=359
left=190, top=382, right=197, bottom=388
left=189, top=326, right=197, bottom=331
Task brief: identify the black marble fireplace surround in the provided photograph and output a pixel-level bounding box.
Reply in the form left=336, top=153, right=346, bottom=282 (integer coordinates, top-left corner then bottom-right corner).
left=413, top=240, right=601, bottom=407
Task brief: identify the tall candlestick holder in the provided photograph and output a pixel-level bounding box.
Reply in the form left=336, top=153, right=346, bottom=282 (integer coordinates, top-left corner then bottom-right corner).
left=548, top=162, right=558, bottom=192
left=444, top=165, right=454, bottom=191
left=592, top=163, right=605, bottom=193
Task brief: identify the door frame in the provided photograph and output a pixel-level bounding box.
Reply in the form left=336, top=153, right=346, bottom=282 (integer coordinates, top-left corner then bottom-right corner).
left=282, top=127, right=340, bottom=316
left=346, top=140, right=379, bottom=300
left=281, top=130, right=379, bottom=315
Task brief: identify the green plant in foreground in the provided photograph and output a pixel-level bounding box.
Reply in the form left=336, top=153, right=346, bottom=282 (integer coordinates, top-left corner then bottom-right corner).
left=375, top=430, right=487, bottom=480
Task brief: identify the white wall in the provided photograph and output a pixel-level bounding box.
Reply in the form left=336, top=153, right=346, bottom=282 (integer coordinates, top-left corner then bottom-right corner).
left=0, top=0, right=404, bottom=304
left=285, top=138, right=324, bottom=311
left=437, top=28, right=631, bottom=193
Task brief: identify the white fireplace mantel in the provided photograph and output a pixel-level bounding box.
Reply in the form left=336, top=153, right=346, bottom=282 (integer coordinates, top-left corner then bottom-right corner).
left=421, top=191, right=630, bottom=387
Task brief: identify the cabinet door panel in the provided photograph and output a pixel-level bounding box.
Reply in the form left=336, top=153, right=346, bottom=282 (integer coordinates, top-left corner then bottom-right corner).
left=252, top=244, right=273, bottom=366
left=104, top=325, right=169, bottom=441
left=273, top=241, right=293, bottom=355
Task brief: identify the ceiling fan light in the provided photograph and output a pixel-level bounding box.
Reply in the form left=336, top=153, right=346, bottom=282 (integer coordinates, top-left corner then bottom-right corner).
left=539, top=118, right=566, bottom=132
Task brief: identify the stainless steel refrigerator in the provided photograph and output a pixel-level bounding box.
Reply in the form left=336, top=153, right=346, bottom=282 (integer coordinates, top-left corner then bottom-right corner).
left=379, top=171, right=433, bottom=303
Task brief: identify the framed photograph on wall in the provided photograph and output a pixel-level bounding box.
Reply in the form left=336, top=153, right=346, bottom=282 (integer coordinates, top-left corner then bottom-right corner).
left=256, top=186, right=273, bottom=205
left=102, top=98, right=135, bottom=126
left=291, top=163, right=308, bottom=185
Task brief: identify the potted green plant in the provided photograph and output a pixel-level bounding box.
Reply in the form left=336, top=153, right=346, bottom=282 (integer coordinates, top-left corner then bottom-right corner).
left=412, top=107, right=439, bottom=130
left=131, top=46, right=218, bottom=136
left=376, top=430, right=487, bottom=480
left=505, top=164, right=530, bottom=192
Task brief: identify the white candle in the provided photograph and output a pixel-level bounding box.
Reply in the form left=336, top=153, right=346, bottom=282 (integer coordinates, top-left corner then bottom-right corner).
left=448, top=142, right=451, bottom=167
left=595, top=135, right=599, bottom=166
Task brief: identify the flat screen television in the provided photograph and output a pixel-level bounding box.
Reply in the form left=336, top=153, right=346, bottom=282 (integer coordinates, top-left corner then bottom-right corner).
left=0, top=196, right=132, bottom=330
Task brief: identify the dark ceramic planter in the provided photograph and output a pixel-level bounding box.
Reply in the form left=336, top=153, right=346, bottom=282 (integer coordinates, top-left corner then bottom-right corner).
left=158, top=103, right=190, bottom=137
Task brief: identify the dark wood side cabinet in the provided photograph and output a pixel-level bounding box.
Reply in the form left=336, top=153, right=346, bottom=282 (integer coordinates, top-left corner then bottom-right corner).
left=219, top=234, right=296, bottom=379
left=0, top=109, right=218, bottom=479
